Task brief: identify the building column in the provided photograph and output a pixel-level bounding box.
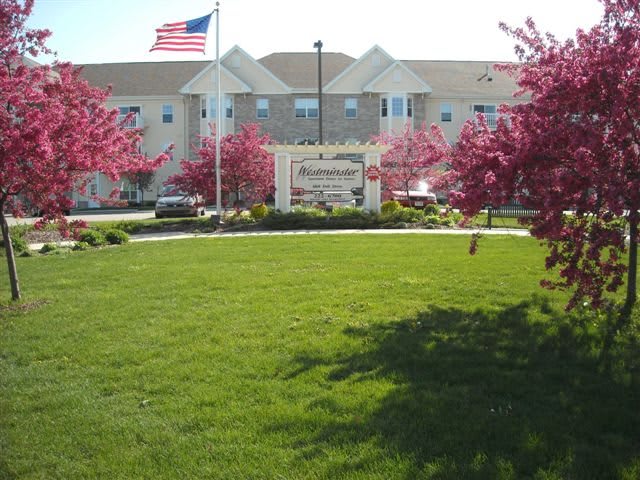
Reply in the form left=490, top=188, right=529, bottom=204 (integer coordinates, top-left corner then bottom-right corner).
left=364, top=153, right=381, bottom=213
left=274, top=152, right=291, bottom=212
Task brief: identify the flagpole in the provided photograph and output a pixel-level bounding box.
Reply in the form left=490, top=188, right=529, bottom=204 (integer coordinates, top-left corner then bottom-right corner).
left=214, top=2, right=222, bottom=222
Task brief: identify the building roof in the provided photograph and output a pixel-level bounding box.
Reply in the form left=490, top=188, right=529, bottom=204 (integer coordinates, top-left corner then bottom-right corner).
left=75, top=51, right=524, bottom=100
left=403, top=60, right=522, bottom=99
left=78, top=61, right=209, bottom=96
left=257, top=52, right=355, bottom=89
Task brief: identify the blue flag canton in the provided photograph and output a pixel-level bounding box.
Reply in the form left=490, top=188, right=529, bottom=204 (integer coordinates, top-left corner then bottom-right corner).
left=186, top=14, right=212, bottom=34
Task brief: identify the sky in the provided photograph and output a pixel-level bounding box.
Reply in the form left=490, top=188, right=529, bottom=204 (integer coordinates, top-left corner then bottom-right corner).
left=26, top=0, right=605, bottom=65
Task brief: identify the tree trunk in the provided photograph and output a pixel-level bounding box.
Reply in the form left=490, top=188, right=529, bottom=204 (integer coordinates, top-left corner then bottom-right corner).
left=601, top=210, right=638, bottom=369
left=0, top=208, right=21, bottom=301
left=622, top=210, right=638, bottom=318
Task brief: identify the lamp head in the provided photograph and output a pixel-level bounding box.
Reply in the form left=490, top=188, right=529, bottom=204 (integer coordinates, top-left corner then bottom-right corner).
left=313, top=40, right=323, bottom=49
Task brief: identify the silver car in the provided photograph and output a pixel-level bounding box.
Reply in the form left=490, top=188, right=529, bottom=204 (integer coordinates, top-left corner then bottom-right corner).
left=155, top=185, right=205, bottom=218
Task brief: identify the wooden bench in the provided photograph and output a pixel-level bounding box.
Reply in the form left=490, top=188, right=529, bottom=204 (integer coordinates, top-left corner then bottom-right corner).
left=487, top=205, right=539, bottom=229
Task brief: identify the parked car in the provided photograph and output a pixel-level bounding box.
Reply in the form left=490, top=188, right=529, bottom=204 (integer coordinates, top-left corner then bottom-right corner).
left=155, top=185, right=205, bottom=218
left=391, top=190, right=437, bottom=209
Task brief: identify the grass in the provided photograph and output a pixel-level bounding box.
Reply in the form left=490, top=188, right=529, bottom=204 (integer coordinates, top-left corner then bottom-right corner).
left=468, top=213, right=530, bottom=230
left=1, top=234, right=639, bottom=479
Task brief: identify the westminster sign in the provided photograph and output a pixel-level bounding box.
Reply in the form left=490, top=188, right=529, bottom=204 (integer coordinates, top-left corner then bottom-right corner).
left=291, top=158, right=364, bottom=192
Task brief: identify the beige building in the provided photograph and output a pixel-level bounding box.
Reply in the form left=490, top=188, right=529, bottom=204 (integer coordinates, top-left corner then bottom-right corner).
left=76, top=45, right=523, bottom=207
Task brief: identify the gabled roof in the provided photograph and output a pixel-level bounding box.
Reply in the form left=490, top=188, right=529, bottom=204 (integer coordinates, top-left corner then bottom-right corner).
left=404, top=60, right=521, bottom=99
left=221, top=45, right=291, bottom=93
left=78, top=61, right=209, bottom=96
left=363, top=61, right=433, bottom=94
left=178, top=62, right=252, bottom=95
left=257, top=52, right=355, bottom=89
left=323, top=45, right=394, bottom=93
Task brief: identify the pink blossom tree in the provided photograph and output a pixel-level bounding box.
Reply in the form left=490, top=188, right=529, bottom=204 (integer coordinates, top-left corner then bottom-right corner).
left=447, top=0, right=640, bottom=324
left=0, top=0, right=168, bottom=300
left=375, top=122, right=451, bottom=202
left=169, top=123, right=273, bottom=207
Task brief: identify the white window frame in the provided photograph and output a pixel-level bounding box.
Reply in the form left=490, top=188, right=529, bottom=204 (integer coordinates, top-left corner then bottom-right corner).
left=225, top=96, right=233, bottom=119
left=391, top=97, right=404, bottom=117
left=345, top=98, right=358, bottom=119
left=380, top=97, right=388, bottom=118
left=440, top=103, right=453, bottom=122
left=472, top=104, right=497, bottom=114
left=256, top=98, right=269, bottom=119
left=162, top=103, right=174, bottom=124
left=119, top=180, right=138, bottom=201
left=208, top=96, right=216, bottom=119
left=295, top=98, right=319, bottom=119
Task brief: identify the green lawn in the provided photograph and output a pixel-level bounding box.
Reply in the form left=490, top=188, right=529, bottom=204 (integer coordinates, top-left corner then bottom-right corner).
left=1, top=234, right=639, bottom=479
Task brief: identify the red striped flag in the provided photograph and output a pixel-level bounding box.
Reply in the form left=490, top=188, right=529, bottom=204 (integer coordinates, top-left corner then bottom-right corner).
left=150, top=13, right=212, bottom=53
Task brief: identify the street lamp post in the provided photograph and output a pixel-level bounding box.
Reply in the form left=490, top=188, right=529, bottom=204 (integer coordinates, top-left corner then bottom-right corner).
left=313, top=40, right=323, bottom=151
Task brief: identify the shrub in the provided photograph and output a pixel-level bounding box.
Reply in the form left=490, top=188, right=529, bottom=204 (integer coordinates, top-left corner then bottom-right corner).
left=385, top=208, right=424, bottom=224
left=381, top=200, right=402, bottom=216
left=105, top=229, right=129, bottom=245
left=261, top=207, right=329, bottom=230
left=424, top=214, right=441, bottom=225
left=423, top=203, right=441, bottom=216
left=78, top=229, right=106, bottom=247
left=0, top=234, right=28, bottom=254
left=250, top=203, right=269, bottom=220
left=39, top=242, right=58, bottom=254
left=223, top=210, right=256, bottom=227
left=73, top=241, right=90, bottom=251
left=113, top=220, right=144, bottom=234
left=331, top=206, right=364, bottom=218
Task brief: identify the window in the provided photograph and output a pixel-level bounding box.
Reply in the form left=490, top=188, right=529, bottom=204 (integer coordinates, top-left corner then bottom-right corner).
left=118, top=105, right=141, bottom=128
left=119, top=180, right=138, bottom=201
left=345, top=98, right=357, bottom=118
left=295, top=98, right=319, bottom=118
left=209, top=97, right=216, bottom=119
left=204, top=96, right=233, bottom=119
left=162, top=104, right=173, bottom=123
left=392, top=97, right=403, bottom=117
left=118, top=105, right=140, bottom=115
left=407, top=98, right=413, bottom=118
left=393, top=70, right=402, bottom=83
left=473, top=104, right=497, bottom=114
left=381, top=98, right=388, bottom=117
left=201, top=97, right=206, bottom=119
left=225, top=96, right=233, bottom=119
left=294, top=137, right=319, bottom=145
left=256, top=98, right=269, bottom=119
left=372, top=54, right=381, bottom=67
left=440, top=103, right=452, bottom=122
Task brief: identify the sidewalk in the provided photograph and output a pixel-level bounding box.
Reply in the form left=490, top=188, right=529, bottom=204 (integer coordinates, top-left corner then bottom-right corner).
left=128, top=227, right=530, bottom=241
left=27, top=227, right=530, bottom=251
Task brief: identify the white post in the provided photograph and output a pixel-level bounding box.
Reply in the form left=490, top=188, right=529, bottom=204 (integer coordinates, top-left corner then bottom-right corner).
left=274, top=153, right=291, bottom=212
left=215, top=3, right=222, bottom=220
left=364, top=153, right=382, bottom=213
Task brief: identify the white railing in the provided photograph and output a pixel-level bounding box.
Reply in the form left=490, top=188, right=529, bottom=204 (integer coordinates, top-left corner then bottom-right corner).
left=474, top=113, right=510, bottom=130
left=117, top=113, right=143, bottom=129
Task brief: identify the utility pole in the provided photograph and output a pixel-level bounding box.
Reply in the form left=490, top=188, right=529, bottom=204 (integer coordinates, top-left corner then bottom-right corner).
left=313, top=40, right=323, bottom=153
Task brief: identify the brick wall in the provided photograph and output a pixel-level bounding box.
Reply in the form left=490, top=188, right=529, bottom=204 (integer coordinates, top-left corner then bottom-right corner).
left=234, top=94, right=381, bottom=144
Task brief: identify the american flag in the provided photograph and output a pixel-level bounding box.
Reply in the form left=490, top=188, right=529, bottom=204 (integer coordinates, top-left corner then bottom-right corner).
left=150, top=13, right=212, bottom=53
